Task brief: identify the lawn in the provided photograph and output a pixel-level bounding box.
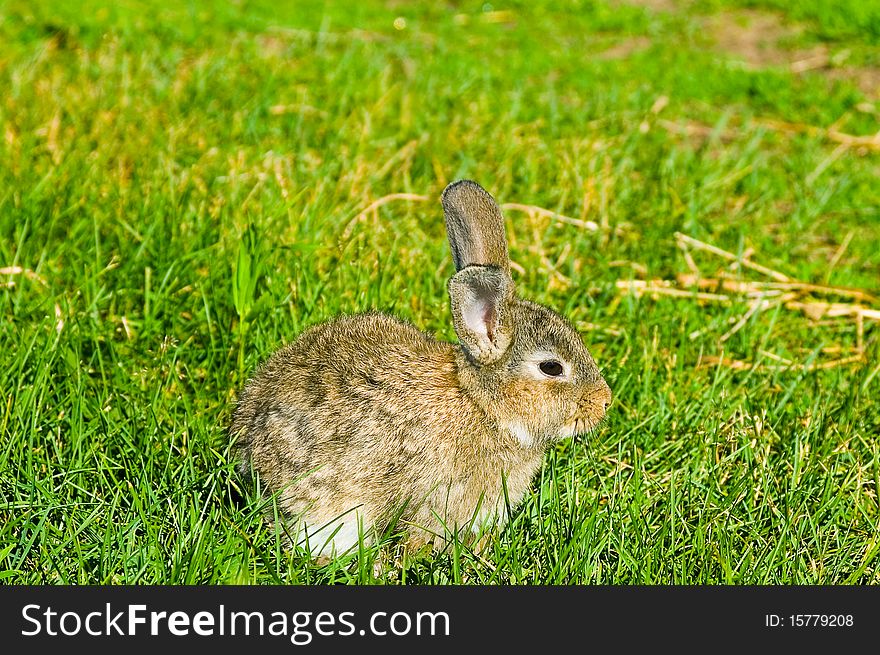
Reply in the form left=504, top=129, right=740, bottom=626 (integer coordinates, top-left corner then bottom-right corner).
left=1, top=0, right=879, bottom=584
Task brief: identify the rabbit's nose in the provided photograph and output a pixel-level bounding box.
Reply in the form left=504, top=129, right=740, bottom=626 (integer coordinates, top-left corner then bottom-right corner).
left=581, top=382, right=612, bottom=416
left=593, top=382, right=612, bottom=414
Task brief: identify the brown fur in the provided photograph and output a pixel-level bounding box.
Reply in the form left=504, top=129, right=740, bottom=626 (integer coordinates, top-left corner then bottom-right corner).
left=230, top=181, right=612, bottom=558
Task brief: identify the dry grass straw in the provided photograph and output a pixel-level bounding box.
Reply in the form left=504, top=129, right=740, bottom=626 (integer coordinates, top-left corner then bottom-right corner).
left=0, top=266, right=47, bottom=287
left=614, top=232, right=878, bottom=372
left=657, top=114, right=880, bottom=153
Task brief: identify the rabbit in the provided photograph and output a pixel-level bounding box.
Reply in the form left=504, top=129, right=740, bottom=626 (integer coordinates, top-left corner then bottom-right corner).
left=230, top=180, right=612, bottom=559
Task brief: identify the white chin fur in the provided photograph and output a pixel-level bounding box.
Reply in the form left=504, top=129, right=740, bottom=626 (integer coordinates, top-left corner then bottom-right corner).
left=557, top=422, right=580, bottom=439
left=502, top=420, right=535, bottom=448
left=558, top=418, right=600, bottom=438
left=504, top=420, right=587, bottom=446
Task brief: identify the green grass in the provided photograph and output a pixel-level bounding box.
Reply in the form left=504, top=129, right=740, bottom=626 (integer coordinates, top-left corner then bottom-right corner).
left=1, top=0, right=879, bottom=584
left=724, top=0, right=880, bottom=42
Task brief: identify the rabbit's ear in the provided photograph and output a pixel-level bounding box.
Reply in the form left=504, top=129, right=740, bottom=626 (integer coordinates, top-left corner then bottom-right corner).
left=442, top=180, right=510, bottom=273
left=448, top=265, right=515, bottom=365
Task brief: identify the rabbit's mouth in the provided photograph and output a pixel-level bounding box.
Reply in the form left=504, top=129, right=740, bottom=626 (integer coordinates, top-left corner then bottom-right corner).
left=560, top=413, right=607, bottom=438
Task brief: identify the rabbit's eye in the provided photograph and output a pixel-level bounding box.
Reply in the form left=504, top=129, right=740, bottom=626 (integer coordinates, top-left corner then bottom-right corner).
left=539, top=360, right=564, bottom=377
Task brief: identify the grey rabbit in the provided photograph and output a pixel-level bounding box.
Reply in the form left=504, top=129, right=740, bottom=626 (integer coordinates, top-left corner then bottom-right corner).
left=230, top=180, right=612, bottom=559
